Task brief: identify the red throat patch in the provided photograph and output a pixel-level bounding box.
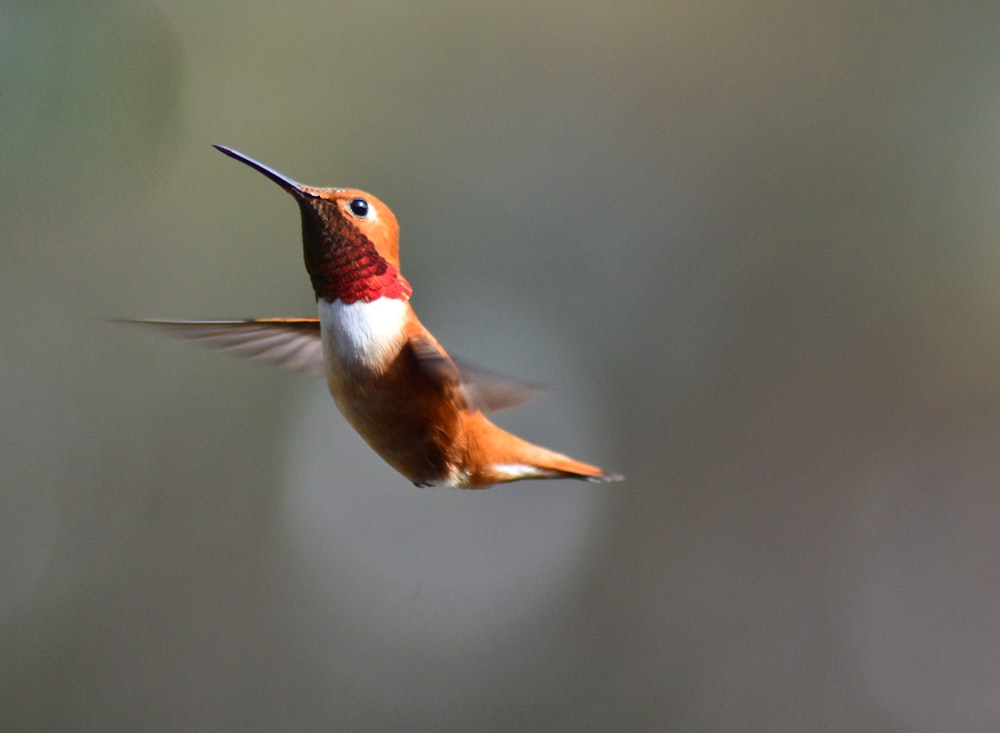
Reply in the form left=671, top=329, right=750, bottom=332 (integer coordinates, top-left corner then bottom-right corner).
left=336, top=254, right=413, bottom=303
left=302, top=203, right=413, bottom=303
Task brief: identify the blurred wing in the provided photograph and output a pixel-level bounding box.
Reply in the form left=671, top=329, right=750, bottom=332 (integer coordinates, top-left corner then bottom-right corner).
left=124, top=319, right=325, bottom=376
left=409, top=337, right=543, bottom=413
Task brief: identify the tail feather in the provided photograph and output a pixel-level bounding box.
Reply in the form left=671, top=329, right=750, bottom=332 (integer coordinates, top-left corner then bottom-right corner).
left=525, top=448, right=622, bottom=483
left=476, top=455, right=622, bottom=486
left=464, top=418, right=622, bottom=487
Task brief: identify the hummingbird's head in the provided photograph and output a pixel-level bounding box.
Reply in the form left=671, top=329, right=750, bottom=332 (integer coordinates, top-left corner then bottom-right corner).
left=214, top=145, right=411, bottom=304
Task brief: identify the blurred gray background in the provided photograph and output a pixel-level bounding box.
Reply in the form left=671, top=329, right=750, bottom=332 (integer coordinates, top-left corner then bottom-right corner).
left=5, top=2, right=1000, bottom=731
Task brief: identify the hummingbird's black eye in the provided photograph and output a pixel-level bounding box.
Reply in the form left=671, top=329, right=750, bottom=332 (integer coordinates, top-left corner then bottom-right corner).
left=349, top=198, right=369, bottom=218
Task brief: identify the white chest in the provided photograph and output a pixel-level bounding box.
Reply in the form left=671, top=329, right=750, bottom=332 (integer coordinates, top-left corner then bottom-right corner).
left=317, top=297, right=409, bottom=374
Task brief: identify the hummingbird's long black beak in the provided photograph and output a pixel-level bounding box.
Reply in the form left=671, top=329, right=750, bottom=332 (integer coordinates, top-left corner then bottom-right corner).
left=213, top=145, right=318, bottom=199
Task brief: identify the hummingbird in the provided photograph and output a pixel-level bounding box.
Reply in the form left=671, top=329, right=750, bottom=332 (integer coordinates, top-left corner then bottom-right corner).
left=132, top=146, right=621, bottom=488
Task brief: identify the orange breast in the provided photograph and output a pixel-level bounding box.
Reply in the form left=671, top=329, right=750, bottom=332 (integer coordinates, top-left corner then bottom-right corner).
left=326, top=338, right=466, bottom=485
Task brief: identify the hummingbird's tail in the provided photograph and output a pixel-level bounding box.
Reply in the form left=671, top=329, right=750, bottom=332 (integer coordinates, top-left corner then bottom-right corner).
left=464, top=416, right=622, bottom=487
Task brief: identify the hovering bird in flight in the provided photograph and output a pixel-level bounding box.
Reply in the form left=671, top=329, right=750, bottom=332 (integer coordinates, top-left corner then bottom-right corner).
left=132, top=146, right=621, bottom=489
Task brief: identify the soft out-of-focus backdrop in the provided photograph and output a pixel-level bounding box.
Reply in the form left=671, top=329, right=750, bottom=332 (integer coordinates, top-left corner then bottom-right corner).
left=4, top=2, right=1000, bottom=730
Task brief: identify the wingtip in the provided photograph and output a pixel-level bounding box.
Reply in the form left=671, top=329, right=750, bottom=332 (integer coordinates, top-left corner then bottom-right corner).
left=112, top=318, right=161, bottom=328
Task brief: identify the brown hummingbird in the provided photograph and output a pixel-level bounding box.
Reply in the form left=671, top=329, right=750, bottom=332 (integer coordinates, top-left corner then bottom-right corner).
left=133, top=146, right=621, bottom=488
